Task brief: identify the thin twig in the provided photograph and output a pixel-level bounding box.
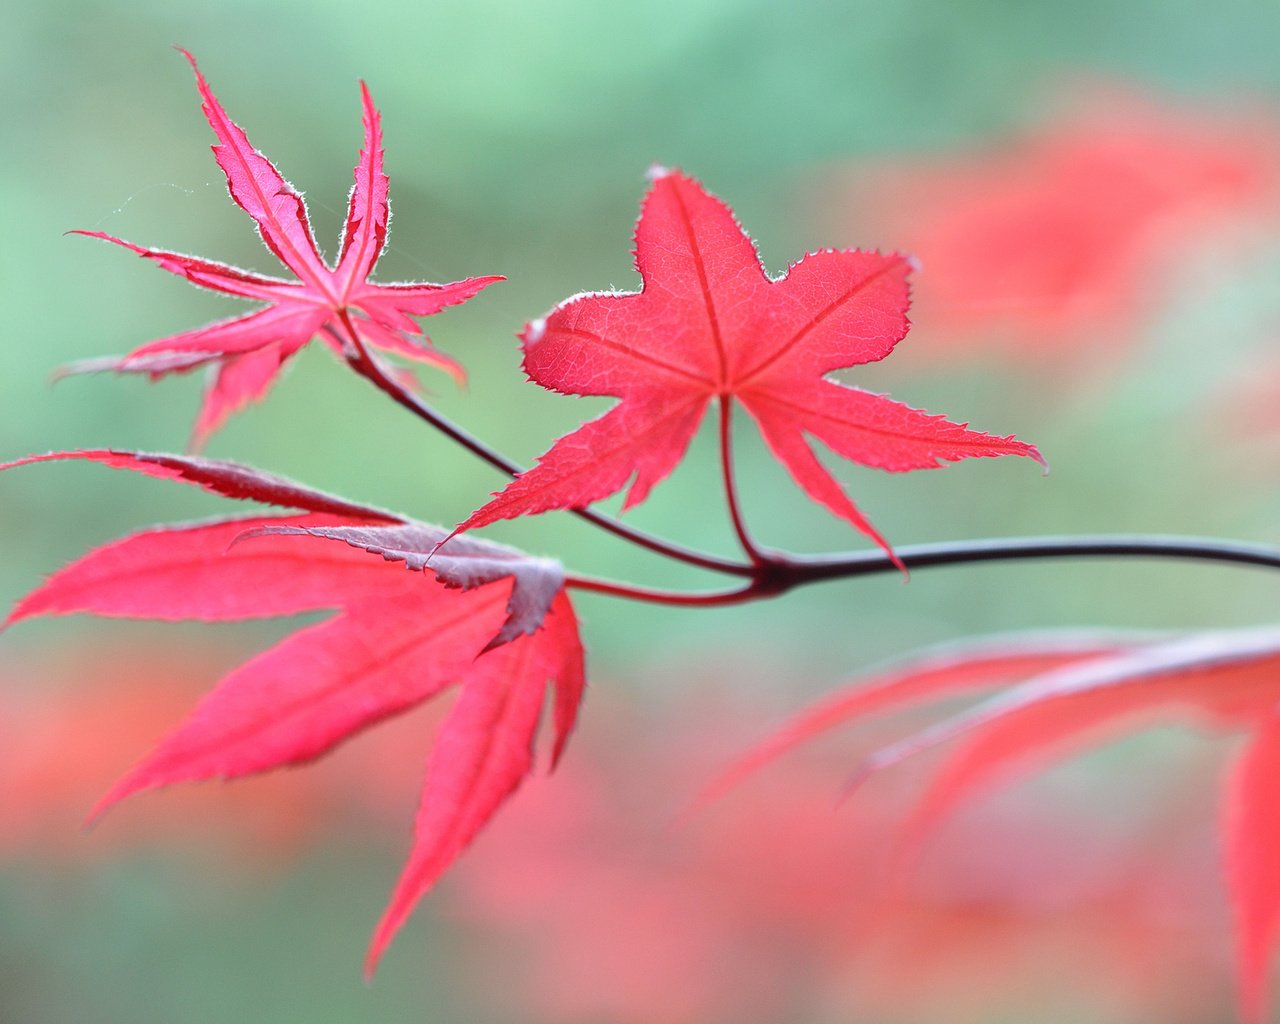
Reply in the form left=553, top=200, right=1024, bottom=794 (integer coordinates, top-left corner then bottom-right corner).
left=571, top=534, right=1280, bottom=608
left=326, top=324, right=1280, bottom=602
left=719, top=397, right=767, bottom=565
left=566, top=574, right=760, bottom=607
left=785, top=534, right=1280, bottom=584
left=329, top=317, right=752, bottom=577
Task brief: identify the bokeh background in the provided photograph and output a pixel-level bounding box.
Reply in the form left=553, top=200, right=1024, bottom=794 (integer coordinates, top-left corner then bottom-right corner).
left=4, top=1, right=1280, bottom=1021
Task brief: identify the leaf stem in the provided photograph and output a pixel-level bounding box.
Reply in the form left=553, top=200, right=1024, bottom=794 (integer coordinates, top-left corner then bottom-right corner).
left=326, top=328, right=1280, bottom=599
left=328, top=318, right=752, bottom=578
left=719, top=397, right=767, bottom=565
left=566, top=573, right=760, bottom=607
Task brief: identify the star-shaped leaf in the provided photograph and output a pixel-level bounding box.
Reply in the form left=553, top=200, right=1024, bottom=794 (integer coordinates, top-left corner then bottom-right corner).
left=70, top=50, right=501, bottom=447
left=459, top=169, right=1042, bottom=559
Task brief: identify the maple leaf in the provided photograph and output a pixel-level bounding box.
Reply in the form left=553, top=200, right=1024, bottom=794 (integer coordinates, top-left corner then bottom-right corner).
left=704, top=627, right=1280, bottom=1024
left=1, top=450, right=585, bottom=973
left=68, top=50, right=502, bottom=447
left=458, top=169, right=1042, bottom=559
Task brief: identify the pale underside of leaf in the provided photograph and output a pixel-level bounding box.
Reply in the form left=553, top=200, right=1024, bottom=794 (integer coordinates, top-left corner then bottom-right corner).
left=854, top=627, right=1280, bottom=789
left=818, top=628, right=1280, bottom=1022
left=57, top=349, right=223, bottom=380
left=251, top=521, right=567, bottom=649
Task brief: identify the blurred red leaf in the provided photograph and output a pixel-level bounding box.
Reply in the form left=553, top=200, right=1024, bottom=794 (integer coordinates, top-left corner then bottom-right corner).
left=0, top=648, right=335, bottom=859
left=1226, top=711, right=1280, bottom=1024
left=821, top=87, right=1280, bottom=359
left=687, top=632, right=1123, bottom=817
left=447, top=690, right=1224, bottom=1024
left=710, top=627, right=1280, bottom=1023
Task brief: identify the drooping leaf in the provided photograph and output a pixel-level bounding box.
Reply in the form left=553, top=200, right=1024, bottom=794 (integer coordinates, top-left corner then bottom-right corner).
left=68, top=50, right=502, bottom=445
left=3, top=453, right=586, bottom=971
left=365, top=589, right=584, bottom=974
left=857, top=629, right=1280, bottom=1024
left=459, top=170, right=1042, bottom=560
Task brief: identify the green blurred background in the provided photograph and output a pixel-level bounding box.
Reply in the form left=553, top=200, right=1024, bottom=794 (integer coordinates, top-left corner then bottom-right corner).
left=4, top=1, right=1280, bottom=1021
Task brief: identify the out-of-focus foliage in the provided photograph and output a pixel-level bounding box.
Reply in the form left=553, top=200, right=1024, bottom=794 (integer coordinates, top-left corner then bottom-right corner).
left=450, top=688, right=1232, bottom=1024
left=814, top=85, right=1280, bottom=360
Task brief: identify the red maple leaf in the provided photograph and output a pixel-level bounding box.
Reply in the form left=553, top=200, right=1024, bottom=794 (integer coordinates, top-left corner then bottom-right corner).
left=1, top=450, right=585, bottom=974
left=701, top=628, right=1280, bottom=1024
left=67, top=50, right=502, bottom=447
left=458, top=169, right=1042, bottom=559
